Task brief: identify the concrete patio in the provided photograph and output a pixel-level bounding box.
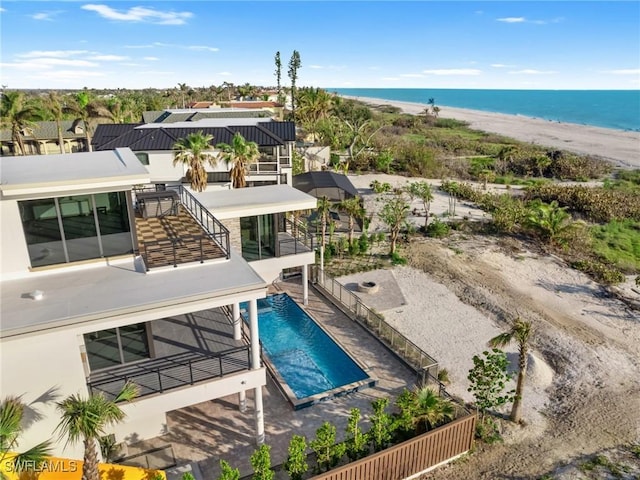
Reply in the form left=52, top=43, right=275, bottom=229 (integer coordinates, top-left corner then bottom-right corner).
left=125, top=276, right=418, bottom=479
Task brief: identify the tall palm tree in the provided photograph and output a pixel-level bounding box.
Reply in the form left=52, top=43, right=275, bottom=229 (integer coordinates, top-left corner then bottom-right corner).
left=216, top=132, right=260, bottom=189
left=297, top=87, right=334, bottom=142
left=339, top=196, right=364, bottom=244
left=173, top=131, right=217, bottom=192
left=1, top=396, right=52, bottom=480
left=56, top=383, right=137, bottom=480
left=63, top=92, right=112, bottom=152
left=44, top=91, right=66, bottom=153
left=317, top=196, right=331, bottom=271
left=0, top=91, right=41, bottom=155
left=489, top=318, right=533, bottom=424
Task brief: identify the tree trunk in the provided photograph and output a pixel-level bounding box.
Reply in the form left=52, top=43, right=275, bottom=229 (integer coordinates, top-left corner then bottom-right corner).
left=82, top=437, right=100, bottom=480
left=320, top=214, right=326, bottom=271
left=510, top=345, right=528, bottom=423
left=57, top=119, right=65, bottom=154
left=348, top=216, right=354, bottom=244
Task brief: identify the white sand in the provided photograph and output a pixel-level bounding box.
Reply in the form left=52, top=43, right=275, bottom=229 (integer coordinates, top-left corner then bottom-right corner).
left=345, top=95, right=640, bottom=169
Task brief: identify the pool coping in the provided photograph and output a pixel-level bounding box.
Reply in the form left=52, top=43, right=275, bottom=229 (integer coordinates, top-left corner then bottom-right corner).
left=258, top=294, right=378, bottom=411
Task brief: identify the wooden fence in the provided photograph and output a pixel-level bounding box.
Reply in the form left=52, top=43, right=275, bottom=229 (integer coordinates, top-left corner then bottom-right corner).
left=309, top=413, right=476, bottom=480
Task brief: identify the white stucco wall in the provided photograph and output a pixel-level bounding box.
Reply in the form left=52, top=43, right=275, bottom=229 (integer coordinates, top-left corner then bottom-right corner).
left=250, top=253, right=315, bottom=283
left=0, top=197, right=31, bottom=277
left=0, top=330, right=89, bottom=459
left=145, top=151, right=231, bottom=184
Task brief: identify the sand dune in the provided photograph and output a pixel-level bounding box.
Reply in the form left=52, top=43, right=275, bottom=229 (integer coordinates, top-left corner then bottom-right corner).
left=346, top=96, right=640, bottom=169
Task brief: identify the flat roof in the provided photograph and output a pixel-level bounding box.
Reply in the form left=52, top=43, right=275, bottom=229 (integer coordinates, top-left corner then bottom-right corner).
left=0, top=252, right=267, bottom=338
left=0, top=148, right=149, bottom=197
left=192, top=184, right=318, bottom=219
left=136, top=117, right=273, bottom=129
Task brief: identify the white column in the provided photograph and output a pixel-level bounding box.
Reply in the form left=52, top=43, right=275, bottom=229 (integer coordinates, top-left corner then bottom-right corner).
left=238, top=390, right=247, bottom=412
left=249, top=298, right=260, bottom=369
left=232, top=302, right=241, bottom=341
left=302, top=264, right=309, bottom=305
left=254, top=386, right=265, bottom=445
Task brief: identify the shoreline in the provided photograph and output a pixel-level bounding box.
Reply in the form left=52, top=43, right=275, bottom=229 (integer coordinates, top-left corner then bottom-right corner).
left=343, top=95, right=640, bottom=169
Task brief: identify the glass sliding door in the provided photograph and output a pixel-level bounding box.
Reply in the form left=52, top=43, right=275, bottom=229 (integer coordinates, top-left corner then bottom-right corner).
left=240, top=214, right=276, bottom=261
left=95, top=192, right=133, bottom=257
left=20, top=198, right=66, bottom=267
left=60, top=194, right=101, bottom=262
left=84, top=323, right=150, bottom=371
left=19, top=191, right=134, bottom=267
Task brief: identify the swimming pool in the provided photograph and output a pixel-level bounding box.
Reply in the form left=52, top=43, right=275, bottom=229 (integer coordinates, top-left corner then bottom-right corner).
left=242, top=293, right=374, bottom=409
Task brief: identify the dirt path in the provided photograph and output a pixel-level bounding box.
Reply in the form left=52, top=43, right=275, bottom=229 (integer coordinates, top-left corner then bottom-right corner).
left=404, top=239, right=640, bottom=479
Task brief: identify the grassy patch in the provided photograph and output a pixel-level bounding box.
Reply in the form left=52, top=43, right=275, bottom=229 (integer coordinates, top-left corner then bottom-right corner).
left=590, top=220, right=640, bottom=273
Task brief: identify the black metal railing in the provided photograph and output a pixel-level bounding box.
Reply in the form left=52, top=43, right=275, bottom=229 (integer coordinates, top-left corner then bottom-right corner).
left=87, top=346, right=251, bottom=400
left=141, top=235, right=210, bottom=270
left=167, top=185, right=231, bottom=259
left=277, top=217, right=317, bottom=256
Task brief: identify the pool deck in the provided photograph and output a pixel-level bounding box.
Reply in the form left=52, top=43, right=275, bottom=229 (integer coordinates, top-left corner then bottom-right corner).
left=127, top=276, right=417, bottom=479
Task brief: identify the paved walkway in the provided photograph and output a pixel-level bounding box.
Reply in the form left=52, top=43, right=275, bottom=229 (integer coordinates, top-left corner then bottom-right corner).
left=136, top=276, right=417, bottom=479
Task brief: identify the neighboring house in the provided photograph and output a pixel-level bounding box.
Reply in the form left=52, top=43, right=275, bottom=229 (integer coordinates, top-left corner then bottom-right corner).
left=142, top=108, right=273, bottom=124
left=0, top=148, right=317, bottom=460
left=0, top=120, right=89, bottom=156
left=92, top=117, right=296, bottom=188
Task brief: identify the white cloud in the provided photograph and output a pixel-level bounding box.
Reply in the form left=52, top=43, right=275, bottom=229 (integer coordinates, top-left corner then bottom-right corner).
left=138, top=70, right=173, bottom=75
left=497, top=17, right=526, bottom=23
left=400, top=73, right=424, bottom=78
left=310, top=65, right=323, bottom=69
left=382, top=77, right=400, bottom=81
left=32, top=11, right=63, bottom=21
left=0, top=7, right=6, bottom=13
left=90, top=55, right=129, bottom=61
left=423, top=69, right=482, bottom=76
left=602, top=68, right=640, bottom=75
left=28, top=70, right=106, bottom=80
left=218, top=72, right=232, bottom=76
left=17, top=50, right=90, bottom=58
left=187, top=45, right=219, bottom=52
left=35, top=58, right=99, bottom=67
left=508, top=69, right=556, bottom=75
left=81, top=4, right=192, bottom=25
left=144, top=56, right=159, bottom=61
left=491, top=64, right=510, bottom=68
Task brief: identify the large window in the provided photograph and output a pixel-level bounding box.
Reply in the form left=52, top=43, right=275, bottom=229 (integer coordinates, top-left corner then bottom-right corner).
left=84, top=323, right=150, bottom=371
left=240, top=214, right=276, bottom=261
left=20, top=191, right=133, bottom=267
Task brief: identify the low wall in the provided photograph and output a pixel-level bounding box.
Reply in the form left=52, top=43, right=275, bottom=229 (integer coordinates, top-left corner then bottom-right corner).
left=310, top=413, right=476, bottom=480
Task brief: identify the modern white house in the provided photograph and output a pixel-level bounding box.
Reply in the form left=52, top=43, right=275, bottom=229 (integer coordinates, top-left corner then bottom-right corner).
left=92, top=116, right=296, bottom=189
left=0, top=148, right=317, bottom=460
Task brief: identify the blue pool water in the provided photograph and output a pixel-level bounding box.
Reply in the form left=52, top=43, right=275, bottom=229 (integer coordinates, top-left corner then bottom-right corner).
left=241, top=294, right=369, bottom=399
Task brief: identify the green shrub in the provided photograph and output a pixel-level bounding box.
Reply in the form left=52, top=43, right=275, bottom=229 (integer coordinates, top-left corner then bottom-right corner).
left=426, top=219, right=450, bottom=238
left=391, top=251, right=407, bottom=265
left=218, top=460, right=240, bottom=480
left=358, top=233, right=370, bottom=254
left=571, top=259, right=625, bottom=285
left=250, top=444, right=274, bottom=480
left=284, top=435, right=308, bottom=480
left=590, top=220, right=640, bottom=273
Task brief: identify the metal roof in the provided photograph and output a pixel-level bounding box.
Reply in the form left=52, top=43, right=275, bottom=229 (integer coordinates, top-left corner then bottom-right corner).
left=0, top=120, right=86, bottom=142
left=292, top=172, right=359, bottom=201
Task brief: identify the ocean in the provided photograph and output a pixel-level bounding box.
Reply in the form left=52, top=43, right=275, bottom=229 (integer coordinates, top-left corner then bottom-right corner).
left=330, top=88, right=640, bottom=132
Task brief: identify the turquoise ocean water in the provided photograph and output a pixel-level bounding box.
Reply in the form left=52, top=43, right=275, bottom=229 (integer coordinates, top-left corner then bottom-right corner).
left=331, top=88, right=640, bottom=132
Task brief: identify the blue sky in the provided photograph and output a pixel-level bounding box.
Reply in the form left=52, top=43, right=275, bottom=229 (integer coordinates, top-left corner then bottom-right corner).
left=1, top=1, right=639, bottom=90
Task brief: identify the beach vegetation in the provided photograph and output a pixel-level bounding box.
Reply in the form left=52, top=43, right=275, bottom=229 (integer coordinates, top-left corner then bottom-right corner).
left=590, top=220, right=640, bottom=273
left=284, top=435, right=308, bottom=480
left=368, top=398, right=393, bottom=452
left=345, top=408, right=368, bottom=461
left=0, top=396, right=53, bottom=480
left=172, top=131, right=217, bottom=192
left=489, top=318, right=534, bottom=424
left=378, top=192, right=410, bottom=255
left=405, top=181, right=434, bottom=228
left=216, top=132, right=260, bottom=189
left=1, top=91, right=43, bottom=156
left=287, top=50, right=302, bottom=121
left=250, top=444, right=274, bottom=480
left=55, top=382, right=138, bottom=480
left=217, top=460, right=240, bottom=480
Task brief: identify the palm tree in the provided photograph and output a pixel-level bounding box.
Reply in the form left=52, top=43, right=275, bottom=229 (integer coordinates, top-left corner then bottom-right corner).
left=56, top=383, right=137, bottom=480
left=63, top=92, right=112, bottom=152
left=317, top=196, right=332, bottom=271
left=414, top=386, right=455, bottom=432
left=297, top=87, right=334, bottom=142
left=488, top=318, right=533, bottom=423
left=525, top=200, right=574, bottom=245
left=1, top=397, right=52, bottom=480
left=339, top=196, right=364, bottom=244
left=44, top=91, right=66, bottom=153
left=288, top=50, right=302, bottom=120
left=216, top=132, right=260, bottom=189
left=173, top=131, right=217, bottom=192
left=0, top=91, right=41, bottom=155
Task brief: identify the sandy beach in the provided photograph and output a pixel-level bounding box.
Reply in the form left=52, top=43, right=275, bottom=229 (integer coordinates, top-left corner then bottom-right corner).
left=346, top=96, right=640, bottom=169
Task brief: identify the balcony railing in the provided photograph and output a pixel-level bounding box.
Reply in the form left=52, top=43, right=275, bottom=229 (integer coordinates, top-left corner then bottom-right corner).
left=141, top=235, right=212, bottom=270
left=278, top=218, right=317, bottom=256
left=87, top=346, right=251, bottom=401
left=167, top=185, right=231, bottom=260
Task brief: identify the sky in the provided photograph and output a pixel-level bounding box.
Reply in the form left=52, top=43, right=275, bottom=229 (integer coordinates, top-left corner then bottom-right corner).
left=1, top=1, right=639, bottom=91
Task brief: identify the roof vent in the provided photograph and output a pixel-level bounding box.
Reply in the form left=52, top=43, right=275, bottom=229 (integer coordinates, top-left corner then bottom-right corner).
left=29, top=290, right=44, bottom=301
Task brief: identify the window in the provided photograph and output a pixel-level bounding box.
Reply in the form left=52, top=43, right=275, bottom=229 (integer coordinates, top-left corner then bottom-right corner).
left=240, top=214, right=276, bottom=261
left=84, top=323, right=150, bottom=371
left=135, top=152, right=150, bottom=165
left=20, top=191, right=133, bottom=267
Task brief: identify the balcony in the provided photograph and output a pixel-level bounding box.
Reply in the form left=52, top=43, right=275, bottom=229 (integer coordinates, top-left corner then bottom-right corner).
left=134, top=187, right=231, bottom=270
left=87, top=308, right=252, bottom=400
left=277, top=218, right=316, bottom=257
